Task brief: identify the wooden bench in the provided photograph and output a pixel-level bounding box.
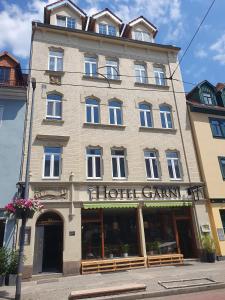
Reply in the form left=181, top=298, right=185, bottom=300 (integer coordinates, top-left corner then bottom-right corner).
left=147, top=253, right=184, bottom=267
left=81, top=257, right=146, bottom=275
left=68, top=283, right=146, bottom=299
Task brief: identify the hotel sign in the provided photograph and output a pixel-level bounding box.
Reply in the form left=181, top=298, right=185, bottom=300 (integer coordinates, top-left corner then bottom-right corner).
left=88, top=185, right=187, bottom=201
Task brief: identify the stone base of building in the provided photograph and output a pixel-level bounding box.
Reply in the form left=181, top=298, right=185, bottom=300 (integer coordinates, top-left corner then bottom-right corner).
left=217, top=255, right=225, bottom=261
left=22, top=265, right=33, bottom=280
left=63, top=261, right=80, bottom=275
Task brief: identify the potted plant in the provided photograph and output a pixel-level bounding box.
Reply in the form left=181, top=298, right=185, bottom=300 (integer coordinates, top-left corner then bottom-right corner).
left=121, top=244, right=129, bottom=257
left=201, top=234, right=216, bottom=263
left=5, top=249, right=19, bottom=286
left=5, top=198, right=43, bottom=219
left=146, top=241, right=160, bottom=255
left=0, top=247, right=9, bottom=286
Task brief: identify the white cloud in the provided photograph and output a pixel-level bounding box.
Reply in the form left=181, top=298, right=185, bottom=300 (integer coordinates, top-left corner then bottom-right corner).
left=210, top=34, right=225, bottom=65
left=0, top=0, right=51, bottom=58
left=195, top=47, right=208, bottom=58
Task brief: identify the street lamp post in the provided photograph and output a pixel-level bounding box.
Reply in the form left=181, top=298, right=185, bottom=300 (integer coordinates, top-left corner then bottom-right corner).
left=15, top=78, right=36, bottom=300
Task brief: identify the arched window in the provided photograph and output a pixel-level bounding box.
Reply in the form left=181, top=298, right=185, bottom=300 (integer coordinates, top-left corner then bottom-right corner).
left=85, top=98, right=100, bottom=124
left=160, top=105, right=172, bottom=128
left=46, top=93, right=62, bottom=119
left=139, top=103, right=152, bottom=127
left=109, top=100, right=122, bottom=125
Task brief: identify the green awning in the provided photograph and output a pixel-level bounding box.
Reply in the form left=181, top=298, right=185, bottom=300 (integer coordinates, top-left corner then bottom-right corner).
left=144, top=201, right=192, bottom=208
left=83, top=202, right=138, bottom=209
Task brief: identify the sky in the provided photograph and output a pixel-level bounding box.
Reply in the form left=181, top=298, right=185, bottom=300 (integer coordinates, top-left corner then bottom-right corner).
left=0, top=0, right=224, bottom=92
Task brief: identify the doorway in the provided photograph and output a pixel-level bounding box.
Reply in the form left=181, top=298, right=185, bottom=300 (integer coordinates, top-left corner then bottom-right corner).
left=176, top=219, right=195, bottom=258
left=33, top=212, right=63, bottom=274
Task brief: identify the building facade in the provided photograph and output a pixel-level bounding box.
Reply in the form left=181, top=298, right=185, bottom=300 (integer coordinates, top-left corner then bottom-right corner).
left=0, top=51, right=27, bottom=248
left=20, top=0, right=209, bottom=278
left=187, top=80, right=225, bottom=259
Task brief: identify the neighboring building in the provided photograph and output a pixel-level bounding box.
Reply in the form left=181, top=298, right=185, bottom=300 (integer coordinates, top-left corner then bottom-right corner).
left=187, top=80, right=225, bottom=259
left=20, top=0, right=209, bottom=278
left=0, top=51, right=27, bottom=248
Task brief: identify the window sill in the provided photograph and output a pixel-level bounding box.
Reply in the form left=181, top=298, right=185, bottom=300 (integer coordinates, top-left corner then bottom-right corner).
left=42, top=177, right=60, bottom=180
left=112, top=178, right=128, bottom=181
left=169, top=178, right=183, bottom=181
left=42, top=119, right=64, bottom=125
left=82, top=75, right=122, bottom=85
left=83, top=123, right=126, bottom=130
left=87, top=178, right=103, bottom=180
left=147, top=178, right=161, bottom=181
left=139, top=127, right=177, bottom=134
left=45, top=70, right=65, bottom=76
left=135, top=82, right=169, bottom=89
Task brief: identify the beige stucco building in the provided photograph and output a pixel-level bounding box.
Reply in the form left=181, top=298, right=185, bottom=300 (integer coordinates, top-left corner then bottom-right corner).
left=187, top=81, right=225, bottom=259
left=19, top=0, right=210, bottom=278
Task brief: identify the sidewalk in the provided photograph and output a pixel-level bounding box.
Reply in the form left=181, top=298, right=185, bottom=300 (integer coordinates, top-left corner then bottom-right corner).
left=1, top=261, right=225, bottom=300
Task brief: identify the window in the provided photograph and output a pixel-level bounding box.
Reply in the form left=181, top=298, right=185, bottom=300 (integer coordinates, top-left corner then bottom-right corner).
left=106, top=59, right=119, bottom=80
left=144, top=150, right=159, bottom=179
left=111, top=149, right=126, bottom=179
left=0, top=106, right=4, bottom=128
left=139, top=103, right=152, bottom=127
left=219, top=210, right=225, bottom=233
left=46, top=94, right=62, bottom=119
left=99, top=23, right=116, bottom=36
left=85, top=57, right=97, bottom=77
left=86, top=98, right=99, bottom=123
left=56, top=15, right=76, bottom=28
left=86, top=148, right=102, bottom=178
left=0, top=67, right=10, bottom=84
left=109, top=100, right=122, bottom=125
left=210, top=118, right=225, bottom=138
left=134, top=31, right=152, bottom=42
left=49, top=50, right=63, bottom=71
left=203, top=92, right=213, bottom=105
left=135, top=64, right=147, bottom=84
left=218, top=157, right=225, bottom=180
left=160, top=106, right=172, bottom=128
left=43, top=147, right=61, bottom=178
left=166, top=151, right=181, bottom=180
left=154, top=67, right=166, bottom=86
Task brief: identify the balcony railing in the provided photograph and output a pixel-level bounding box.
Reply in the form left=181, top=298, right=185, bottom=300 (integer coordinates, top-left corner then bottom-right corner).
left=0, top=79, right=27, bottom=88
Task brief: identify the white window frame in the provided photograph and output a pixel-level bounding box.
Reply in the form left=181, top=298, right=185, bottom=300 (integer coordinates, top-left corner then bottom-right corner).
left=160, top=106, right=172, bottom=129
left=154, top=67, right=166, bottom=86
left=203, top=92, right=213, bottom=105
left=106, top=60, right=119, bottom=80
left=86, top=148, right=102, bottom=179
left=43, top=148, right=61, bottom=179
left=85, top=100, right=99, bottom=124
left=56, top=15, right=76, bottom=29
left=48, top=51, right=63, bottom=71
left=134, top=30, right=152, bottom=42
left=84, top=57, right=97, bottom=77
left=0, top=106, right=4, bottom=128
left=46, top=95, right=62, bottom=119
left=166, top=152, right=182, bottom=180
left=139, top=104, right=152, bottom=128
left=135, top=64, right=147, bottom=84
left=144, top=151, right=159, bottom=180
left=111, top=150, right=126, bottom=179
left=109, top=102, right=122, bottom=125
left=99, top=23, right=116, bottom=36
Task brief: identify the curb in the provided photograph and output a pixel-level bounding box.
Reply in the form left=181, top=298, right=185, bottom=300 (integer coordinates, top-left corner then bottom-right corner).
left=92, top=282, right=225, bottom=300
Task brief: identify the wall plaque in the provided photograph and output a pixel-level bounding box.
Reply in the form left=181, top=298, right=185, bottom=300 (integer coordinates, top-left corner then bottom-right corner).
left=69, top=231, right=75, bottom=236
left=217, top=228, right=225, bottom=241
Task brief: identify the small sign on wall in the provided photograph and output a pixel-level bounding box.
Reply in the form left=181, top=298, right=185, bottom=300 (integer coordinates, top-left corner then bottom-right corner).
left=69, top=231, right=75, bottom=236
left=217, top=228, right=225, bottom=241
left=200, top=224, right=211, bottom=233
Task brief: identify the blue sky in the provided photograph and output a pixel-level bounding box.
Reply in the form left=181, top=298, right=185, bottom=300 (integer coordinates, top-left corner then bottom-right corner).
left=0, top=0, right=224, bottom=91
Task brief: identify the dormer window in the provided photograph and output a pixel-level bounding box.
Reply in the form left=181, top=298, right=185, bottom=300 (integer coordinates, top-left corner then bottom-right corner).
left=134, top=31, right=152, bottom=42
left=99, top=23, right=116, bottom=36
left=56, top=15, right=76, bottom=29
left=203, top=92, right=213, bottom=105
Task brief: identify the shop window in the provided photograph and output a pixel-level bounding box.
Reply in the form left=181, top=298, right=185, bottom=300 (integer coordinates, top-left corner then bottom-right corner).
left=43, top=147, right=61, bottom=179
left=84, top=56, right=98, bottom=77
left=46, top=94, right=62, bottom=120
left=218, top=157, right=225, bottom=180
left=135, top=64, right=148, bottom=84
left=48, top=50, right=63, bottom=71
left=139, top=103, right=152, bottom=128
left=209, top=118, right=225, bottom=138
left=160, top=105, right=173, bottom=129
left=220, top=210, right=225, bottom=233
left=111, top=149, right=126, bottom=179
left=85, top=98, right=100, bottom=124
left=108, top=100, right=122, bottom=125
left=86, top=148, right=102, bottom=179
left=144, top=150, right=159, bottom=179
left=106, top=59, right=119, bottom=80
left=154, top=66, right=166, bottom=86
left=166, top=151, right=182, bottom=180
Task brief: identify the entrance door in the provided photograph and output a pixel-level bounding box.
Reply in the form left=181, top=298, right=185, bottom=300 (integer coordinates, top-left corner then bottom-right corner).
left=33, top=212, right=63, bottom=274
left=176, top=219, right=194, bottom=258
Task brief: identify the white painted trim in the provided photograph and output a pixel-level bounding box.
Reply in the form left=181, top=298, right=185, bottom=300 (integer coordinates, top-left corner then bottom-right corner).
left=92, top=10, right=122, bottom=25
left=85, top=16, right=90, bottom=31
left=120, top=24, right=126, bottom=37
left=46, top=0, right=86, bottom=18
left=129, top=17, right=157, bottom=32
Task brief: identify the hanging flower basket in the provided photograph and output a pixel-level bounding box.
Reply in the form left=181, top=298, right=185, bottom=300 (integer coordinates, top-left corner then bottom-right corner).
left=5, top=199, right=43, bottom=219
